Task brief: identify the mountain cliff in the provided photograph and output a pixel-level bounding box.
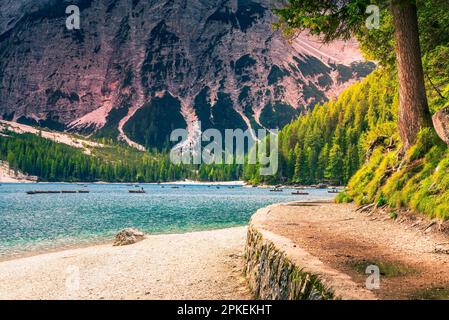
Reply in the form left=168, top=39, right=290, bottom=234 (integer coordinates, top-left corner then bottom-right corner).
left=0, top=0, right=374, bottom=150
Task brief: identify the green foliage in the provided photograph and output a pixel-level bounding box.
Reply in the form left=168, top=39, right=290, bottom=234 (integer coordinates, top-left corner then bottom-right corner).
left=325, top=143, right=344, bottom=184
left=274, top=0, right=372, bottom=43
left=389, top=211, right=398, bottom=220
left=275, top=0, right=449, bottom=70
left=346, top=129, right=449, bottom=220
left=346, top=148, right=386, bottom=205
left=377, top=194, right=387, bottom=207
left=335, top=192, right=353, bottom=203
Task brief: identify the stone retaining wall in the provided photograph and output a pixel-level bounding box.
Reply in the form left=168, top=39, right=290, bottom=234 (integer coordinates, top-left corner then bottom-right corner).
left=244, top=204, right=376, bottom=300
left=244, top=226, right=335, bottom=300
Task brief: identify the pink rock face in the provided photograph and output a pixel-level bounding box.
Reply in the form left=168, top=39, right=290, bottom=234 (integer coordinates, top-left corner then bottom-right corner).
left=0, top=0, right=374, bottom=149
left=432, top=106, right=449, bottom=145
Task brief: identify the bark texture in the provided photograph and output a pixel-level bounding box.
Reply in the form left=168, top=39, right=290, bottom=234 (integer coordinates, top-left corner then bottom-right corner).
left=391, top=0, right=432, bottom=149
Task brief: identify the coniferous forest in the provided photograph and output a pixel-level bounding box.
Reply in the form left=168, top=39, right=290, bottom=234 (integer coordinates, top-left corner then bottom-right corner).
left=244, top=70, right=397, bottom=186
left=0, top=132, right=242, bottom=183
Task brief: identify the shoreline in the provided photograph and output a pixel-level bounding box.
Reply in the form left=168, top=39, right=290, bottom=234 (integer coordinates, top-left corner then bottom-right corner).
left=0, top=180, right=246, bottom=186
left=0, top=199, right=334, bottom=263
left=0, top=224, right=250, bottom=263
left=0, top=180, right=345, bottom=188
left=0, top=226, right=251, bottom=300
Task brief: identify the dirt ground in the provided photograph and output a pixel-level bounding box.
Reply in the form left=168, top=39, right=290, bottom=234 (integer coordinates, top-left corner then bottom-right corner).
left=256, top=201, right=449, bottom=300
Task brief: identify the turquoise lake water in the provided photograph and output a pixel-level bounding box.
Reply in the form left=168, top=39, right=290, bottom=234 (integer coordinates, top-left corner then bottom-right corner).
left=0, top=183, right=334, bottom=258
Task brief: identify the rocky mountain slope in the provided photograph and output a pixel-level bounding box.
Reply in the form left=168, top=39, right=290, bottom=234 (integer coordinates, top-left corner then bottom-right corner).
left=0, top=160, right=37, bottom=183
left=0, top=0, right=374, bottom=150
left=0, top=120, right=105, bottom=155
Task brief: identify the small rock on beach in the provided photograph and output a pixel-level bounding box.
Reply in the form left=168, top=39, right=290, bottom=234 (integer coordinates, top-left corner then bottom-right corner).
left=113, top=228, right=146, bottom=246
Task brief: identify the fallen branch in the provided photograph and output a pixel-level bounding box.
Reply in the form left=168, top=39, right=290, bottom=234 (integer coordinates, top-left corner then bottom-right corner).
left=423, top=221, right=436, bottom=231
left=356, top=203, right=375, bottom=213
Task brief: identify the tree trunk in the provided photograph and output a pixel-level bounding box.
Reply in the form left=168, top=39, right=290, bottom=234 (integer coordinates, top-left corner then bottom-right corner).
left=391, top=0, right=432, bottom=149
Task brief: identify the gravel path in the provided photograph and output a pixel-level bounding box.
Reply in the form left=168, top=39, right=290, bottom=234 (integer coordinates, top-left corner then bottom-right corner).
left=255, top=201, right=449, bottom=299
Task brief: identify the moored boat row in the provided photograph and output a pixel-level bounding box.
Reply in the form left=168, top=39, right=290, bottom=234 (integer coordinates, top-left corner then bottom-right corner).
left=26, top=190, right=90, bottom=195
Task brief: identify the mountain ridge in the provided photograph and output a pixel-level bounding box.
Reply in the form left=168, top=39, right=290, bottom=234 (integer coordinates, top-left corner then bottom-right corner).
left=0, top=0, right=375, bottom=150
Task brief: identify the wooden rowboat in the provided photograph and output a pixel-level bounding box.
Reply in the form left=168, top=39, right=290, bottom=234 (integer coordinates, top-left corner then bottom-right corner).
left=27, top=191, right=61, bottom=195
left=292, top=191, right=309, bottom=195
left=129, top=190, right=146, bottom=194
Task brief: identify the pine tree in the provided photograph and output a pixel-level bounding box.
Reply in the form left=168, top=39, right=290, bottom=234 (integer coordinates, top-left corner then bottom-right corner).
left=325, top=143, right=344, bottom=184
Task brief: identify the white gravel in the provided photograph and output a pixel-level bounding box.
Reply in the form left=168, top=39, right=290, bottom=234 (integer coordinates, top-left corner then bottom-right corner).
left=0, top=227, right=251, bottom=300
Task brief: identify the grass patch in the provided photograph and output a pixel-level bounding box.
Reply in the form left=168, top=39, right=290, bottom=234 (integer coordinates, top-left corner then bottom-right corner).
left=345, top=128, right=449, bottom=221
left=389, top=211, right=398, bottom=220
left=347, top=259, right=414, bottom=277
left=410, top=287, right=449, bottom=300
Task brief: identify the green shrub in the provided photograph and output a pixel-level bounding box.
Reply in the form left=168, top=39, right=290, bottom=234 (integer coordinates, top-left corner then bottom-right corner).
left=335, top=192, right=353, bottom=203
left=377, top=194, right=387, bottom=207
